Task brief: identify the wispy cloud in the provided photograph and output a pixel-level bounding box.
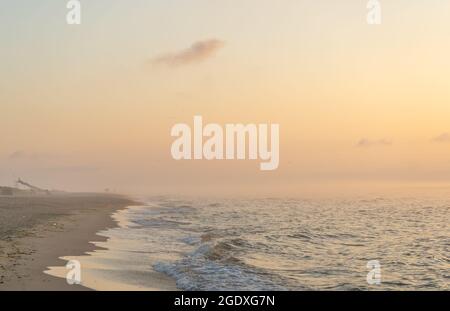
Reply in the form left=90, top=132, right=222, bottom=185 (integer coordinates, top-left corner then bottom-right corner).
left=7, top=150, right=63, bottom=161
left=151, top=39, right=225, bottom=67
left=431, top=133, right=450, bottom=143
left=8, top=150, right=27, bottom=160
left=356, top=138, right=392, bottom=148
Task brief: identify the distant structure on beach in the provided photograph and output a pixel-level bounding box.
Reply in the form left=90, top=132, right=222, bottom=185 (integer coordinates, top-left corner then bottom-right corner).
left=0, top=179, right=63, bottom=196
left=0, top=179, right=51, bottom=196
left=15, top=178, right=51, bottom=195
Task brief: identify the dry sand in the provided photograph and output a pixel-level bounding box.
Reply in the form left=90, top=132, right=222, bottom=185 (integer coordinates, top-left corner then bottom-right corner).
left=0, top=193, right=173, bottom=290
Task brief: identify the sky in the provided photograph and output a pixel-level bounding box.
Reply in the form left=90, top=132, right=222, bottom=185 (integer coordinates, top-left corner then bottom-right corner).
left=1, top=0, right=450, bottom=196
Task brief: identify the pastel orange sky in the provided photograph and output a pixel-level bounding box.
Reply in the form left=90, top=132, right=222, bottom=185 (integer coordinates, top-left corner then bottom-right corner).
left=1, top=1, right=450, bottom=195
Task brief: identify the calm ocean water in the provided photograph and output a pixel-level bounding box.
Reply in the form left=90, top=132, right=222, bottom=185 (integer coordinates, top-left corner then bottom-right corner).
left=60, top=195, right=449, bottom=290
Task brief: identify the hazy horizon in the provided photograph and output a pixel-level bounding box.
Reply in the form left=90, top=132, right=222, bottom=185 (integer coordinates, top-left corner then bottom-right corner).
left=2, top=1, right=450, bottom=195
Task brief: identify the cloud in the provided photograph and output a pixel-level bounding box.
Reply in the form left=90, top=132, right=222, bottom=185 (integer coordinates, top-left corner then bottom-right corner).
left=8, top=150, right=27, bottom=160
left=431, top=133, right=450, bottom=143
left=356, top=138, right=392, bottom=148
left=151, top=39, right=225, bottom=66
left=7, top=151, right=62, bottom=161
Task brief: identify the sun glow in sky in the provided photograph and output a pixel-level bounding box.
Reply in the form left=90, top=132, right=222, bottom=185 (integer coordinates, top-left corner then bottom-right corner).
left=1, top=1, right=450, bottom=195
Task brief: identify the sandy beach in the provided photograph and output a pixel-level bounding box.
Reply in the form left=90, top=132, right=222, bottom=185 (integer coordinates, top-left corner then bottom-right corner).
left=0, top=193, right=150, bottom=290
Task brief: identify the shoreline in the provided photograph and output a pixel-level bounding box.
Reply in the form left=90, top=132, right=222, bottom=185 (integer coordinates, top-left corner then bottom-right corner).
left=0, top=193, right=175, bottom=290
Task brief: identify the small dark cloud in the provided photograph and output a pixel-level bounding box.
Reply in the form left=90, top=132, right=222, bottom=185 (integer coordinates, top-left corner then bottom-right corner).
left=8, top=150, right=26, bottom=160
left=431, top=133, right=450, bottom=143
left=151, top=39, right=225, bottom=67
left=356, top=138, right=392, bottom=148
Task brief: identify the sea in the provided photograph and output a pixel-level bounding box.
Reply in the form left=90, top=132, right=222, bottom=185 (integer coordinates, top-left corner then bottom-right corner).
left=46, top=194, right=449, bottom=290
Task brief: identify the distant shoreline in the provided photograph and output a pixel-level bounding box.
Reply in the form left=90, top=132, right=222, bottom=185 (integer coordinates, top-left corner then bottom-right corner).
left=0, top=193, right=137, bottom=290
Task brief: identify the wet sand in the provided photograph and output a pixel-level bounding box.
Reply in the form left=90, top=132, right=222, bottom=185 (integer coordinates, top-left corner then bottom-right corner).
left=0, top=193, right=173, bottom=290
